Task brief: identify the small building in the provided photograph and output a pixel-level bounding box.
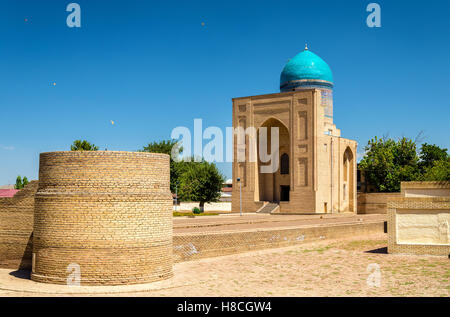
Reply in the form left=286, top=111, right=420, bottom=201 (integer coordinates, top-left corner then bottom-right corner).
left=219, top=179, right=233, bottom=202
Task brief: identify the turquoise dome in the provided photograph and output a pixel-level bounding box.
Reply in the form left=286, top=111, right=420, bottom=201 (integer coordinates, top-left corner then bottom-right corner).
left=280, top=47, right=333, bottom=92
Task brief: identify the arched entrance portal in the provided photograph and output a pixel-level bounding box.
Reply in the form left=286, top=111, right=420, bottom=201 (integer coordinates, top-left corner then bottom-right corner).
left=342, top=147, right=354, bottom=212
left=257, top=118, right=290, bottom=202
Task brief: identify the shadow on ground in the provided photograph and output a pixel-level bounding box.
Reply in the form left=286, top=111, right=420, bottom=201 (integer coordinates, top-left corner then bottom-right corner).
left=366, top=247, right=388, bottom=254
left=9, top=269, right=31, bottom=280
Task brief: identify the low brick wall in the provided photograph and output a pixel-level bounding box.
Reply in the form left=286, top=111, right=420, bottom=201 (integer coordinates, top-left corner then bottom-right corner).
left=401, top=181, right=450, bottom=198
left=0, top=181, right=38, bottom=269
left=173, top=221, right=385, bottom=262
left=387, top=196, right=450, bottom=256
left=0, top=181, right=38, bottom=213
left=357, top=192, right=401, bottom=214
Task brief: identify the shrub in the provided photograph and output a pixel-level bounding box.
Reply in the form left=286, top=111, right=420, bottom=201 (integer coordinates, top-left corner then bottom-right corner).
left=14, top=175, right=29, bottom=189
left=192, top=207, right=203, bottom=214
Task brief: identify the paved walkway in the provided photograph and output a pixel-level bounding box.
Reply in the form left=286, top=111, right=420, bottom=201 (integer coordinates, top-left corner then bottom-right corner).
left=174, top=213, right=386, bottom=234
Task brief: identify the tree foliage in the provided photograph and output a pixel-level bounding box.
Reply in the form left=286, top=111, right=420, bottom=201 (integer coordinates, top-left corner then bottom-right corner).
left=71, top=140, right=99, bottom=151
left=359, top=136, right=450, bottom=192
left=178, top=160, right=225, bottom=210
left=140, top=139, right=184, bottom=192
left=419, top=143, right=448, bottom=170
left=421, top=160, right=450, bottom=181
left=15, top=175, right=29, bottom=189
left=140, top=140, right=225, bottom=209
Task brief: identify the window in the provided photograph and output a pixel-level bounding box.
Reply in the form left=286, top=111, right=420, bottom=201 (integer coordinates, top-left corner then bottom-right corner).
left=280, top=153, right=289, bottom=174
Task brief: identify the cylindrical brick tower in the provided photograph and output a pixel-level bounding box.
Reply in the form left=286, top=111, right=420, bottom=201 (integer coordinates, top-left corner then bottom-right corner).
left=31, top=151, right=173, bottom=285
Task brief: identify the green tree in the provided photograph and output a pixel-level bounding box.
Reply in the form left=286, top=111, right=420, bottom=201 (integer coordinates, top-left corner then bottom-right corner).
left=178, top=161, right=225, bottom=211
left=393, top=137, right=419, bottom=167
left=15, top=176, right=22, bottom=189
left=141, top=139, right=179, bottom=155
left=419, top=143, right=448, bottom=171
left=421, top=160, right=450, bottom=181
left=71, top=140, right=99, bottom=151
left=140, top=139, right=185, bottom=193
left=359, top=136, right=420, bottom=192
left=14, top=175, right=29, bottom=189
left=22, top=176, right=29, bottom=187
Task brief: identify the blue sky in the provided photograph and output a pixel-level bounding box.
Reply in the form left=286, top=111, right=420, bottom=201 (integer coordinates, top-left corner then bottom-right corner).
left=1, top=0, right=449, bottom=185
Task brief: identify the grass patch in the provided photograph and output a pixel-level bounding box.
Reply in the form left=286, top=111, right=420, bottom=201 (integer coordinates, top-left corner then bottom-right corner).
left=302, top=246, right=332, bottom=253
left=399, top=281, right=415, bottom=286
left=173, top=212, right=219, bottom=217
left=335, top=239, right=386, bottom=251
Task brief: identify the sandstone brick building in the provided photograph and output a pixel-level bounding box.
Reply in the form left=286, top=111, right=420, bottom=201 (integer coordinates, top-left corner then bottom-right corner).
left=232, top=46, right=357, bottom=214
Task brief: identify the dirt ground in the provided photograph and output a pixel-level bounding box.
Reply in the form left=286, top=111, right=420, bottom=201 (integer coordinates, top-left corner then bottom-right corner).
left=1, top=233, right=448, bottom=297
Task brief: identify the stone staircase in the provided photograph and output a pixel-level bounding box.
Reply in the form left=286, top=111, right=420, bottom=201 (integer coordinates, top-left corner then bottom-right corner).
left=256, top=203, right=279, bottom=214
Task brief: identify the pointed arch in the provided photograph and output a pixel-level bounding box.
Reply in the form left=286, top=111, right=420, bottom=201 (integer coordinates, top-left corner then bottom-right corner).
left=342, top=146, right=355, bottom=212
left=257, top=118, right=290, bottom=202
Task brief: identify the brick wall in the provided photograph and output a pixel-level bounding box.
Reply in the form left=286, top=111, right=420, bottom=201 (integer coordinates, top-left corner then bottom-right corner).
left=0, top=181, right=38, bottom=269
left=401, top=181, right=450, bottom=198
left=0, top=180, right=38, bottom=213
left=31, top=151, right=173, bottom=286
left=387, top=196, right=450, bottom=256
left=173, top=221, right=385, bottom=262
left=357, top=192, right=401, bottom=214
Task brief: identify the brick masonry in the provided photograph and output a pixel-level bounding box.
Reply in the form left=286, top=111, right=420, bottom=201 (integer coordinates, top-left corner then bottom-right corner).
left=387, top=197, right=450, bottom=256
left=231, top=89, right=358, bottom=214
left=357, top=192, right=402, bottom=214
left=387, top=181, right=450, bottom=256
left=0, top=181, right=38, bottom=269
left=1, top=186, right=387, bottom=282
left=0, top=151, right=388, bottom=285
left=31, top=151, right=173, bottom=286
left=173, top=221, right=385, bottom=262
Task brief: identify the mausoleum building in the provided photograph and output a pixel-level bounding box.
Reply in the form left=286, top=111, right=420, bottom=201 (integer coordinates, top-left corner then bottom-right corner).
left=232, top=46, right=357, bottom=214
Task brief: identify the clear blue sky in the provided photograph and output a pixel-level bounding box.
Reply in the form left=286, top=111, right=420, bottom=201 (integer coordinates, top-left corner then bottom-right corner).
left=1, top=0, right=449, bottom=185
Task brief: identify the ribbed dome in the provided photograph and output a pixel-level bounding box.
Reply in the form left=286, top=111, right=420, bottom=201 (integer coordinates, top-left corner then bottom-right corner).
left=280, top=46, right=333, bottom=92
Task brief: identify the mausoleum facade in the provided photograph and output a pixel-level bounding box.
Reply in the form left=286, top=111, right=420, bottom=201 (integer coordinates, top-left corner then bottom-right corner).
left=232, top=46, right=357, bottom=214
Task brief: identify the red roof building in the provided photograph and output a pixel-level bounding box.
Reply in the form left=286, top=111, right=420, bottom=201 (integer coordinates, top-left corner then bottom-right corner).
left=0, top=189, right=19, bottom=198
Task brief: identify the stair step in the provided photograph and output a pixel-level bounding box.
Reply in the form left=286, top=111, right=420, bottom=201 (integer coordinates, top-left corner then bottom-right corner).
left=257, top=203, right=279, bottom=214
